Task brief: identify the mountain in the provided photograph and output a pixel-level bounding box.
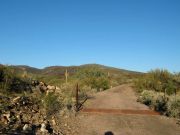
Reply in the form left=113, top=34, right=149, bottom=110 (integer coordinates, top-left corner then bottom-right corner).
left=9, top=64, right=142, bottom=77
left=0, top=63, right=143, bottom=87
left=11, top=65, right=42, bottom=74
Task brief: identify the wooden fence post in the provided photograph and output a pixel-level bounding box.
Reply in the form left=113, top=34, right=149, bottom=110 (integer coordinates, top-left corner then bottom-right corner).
left=75, top=83, right=79, bottom=112
left=175, top=88, right=177, bottom=102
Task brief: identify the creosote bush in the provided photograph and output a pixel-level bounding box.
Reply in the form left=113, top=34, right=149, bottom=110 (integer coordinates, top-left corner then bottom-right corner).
left=166, top=97, right=180, bottom=118
left=137, top=90, right=155, bottom=106
left=0, top=65, right=32, bottom=93
left=154, top=95, right=167, bottom=113
left=138, top=90, right=180, bottom=118
left=42, top=93, right=61, bottom=117
left=135, top=69, right=180, bottom=95
left=76, top=68, right=110, bottom=91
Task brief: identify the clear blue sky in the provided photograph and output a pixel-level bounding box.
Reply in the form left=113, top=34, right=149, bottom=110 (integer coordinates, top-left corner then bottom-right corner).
left=0, top=0, right=180, bottom=72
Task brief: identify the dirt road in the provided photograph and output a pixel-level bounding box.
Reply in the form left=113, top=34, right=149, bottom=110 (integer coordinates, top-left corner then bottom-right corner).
left=76, top=84, right=180, bottom=135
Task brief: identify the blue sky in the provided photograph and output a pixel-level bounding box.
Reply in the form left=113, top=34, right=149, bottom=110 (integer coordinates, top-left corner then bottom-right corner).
left=0, top=0, right=180, bottom=72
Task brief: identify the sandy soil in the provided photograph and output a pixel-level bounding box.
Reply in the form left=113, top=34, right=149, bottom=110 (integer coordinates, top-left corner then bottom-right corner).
left=76, top=84, right=180, bottom=135
left=83, top=84, right=149, bottom=110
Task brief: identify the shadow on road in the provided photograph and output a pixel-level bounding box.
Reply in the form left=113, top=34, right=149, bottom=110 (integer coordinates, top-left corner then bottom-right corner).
left=104, top=131, right=114, bottom=135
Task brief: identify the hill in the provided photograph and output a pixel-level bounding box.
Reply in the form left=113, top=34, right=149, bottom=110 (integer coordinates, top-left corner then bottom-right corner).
left=0, top=64, right=143, bottom=87
left=10, top=64, right=141, bottom=76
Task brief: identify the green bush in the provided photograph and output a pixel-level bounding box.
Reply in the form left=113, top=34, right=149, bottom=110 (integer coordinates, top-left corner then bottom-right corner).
left=76, top=68, right=110, bottom=91
left=0, top=66, right=14, bottom=90
left=78, top=85, right=90, bottom=99
left=137, top=90, right=155, bottom=106
left=165, top=80, right=177, bottom=95
left=42, top=93, right=61, bottom=116
left=90, top=77, right=110, bottom=91
left=60, top=82, right=90, bottom=109
left=166, top=97, right=180, bottom=118
left=154, top=95, right=167, bottom=113
left=60, top=83, right=75, bottom=107
left=138, top=90, right=180, bottom=118
left=0, top=65, right=32, bottom=93
left=134, top=78, right=147, bottom=93
left=135, top=69, right=179, bottom=95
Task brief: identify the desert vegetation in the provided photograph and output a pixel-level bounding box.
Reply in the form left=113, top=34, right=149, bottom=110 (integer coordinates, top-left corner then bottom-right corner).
left=1, top=64, right=179, bottom=134
left=135, top=69, right=180, bottom=118
left=0, top=65, right=32, bottom=94
left=0, top=65, right=62, bottom=134
left=0, top=64, right=140, bottom=134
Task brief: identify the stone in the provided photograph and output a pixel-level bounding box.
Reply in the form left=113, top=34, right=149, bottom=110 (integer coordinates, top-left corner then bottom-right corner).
left=40, top=123, right=48, bottom=133
left=60, top=110, right=65, bottom=116
left=12, top=96, right=21, bottom=104
left=52, top=116, right=57, bottom=126
left=1, top=115, right=8, bottom=124
left=2, top=113, right=11, bottom=124
left=23, top=124, right=32, bottom=131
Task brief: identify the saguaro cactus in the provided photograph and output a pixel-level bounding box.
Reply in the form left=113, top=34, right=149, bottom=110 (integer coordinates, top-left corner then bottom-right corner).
left=22, top=68, right=28, bottom=78
left=22, top=71, right=27, bottom=78
left=65, top=69, right=69, bottom=84
left=108, top=72, right=110, bottom=77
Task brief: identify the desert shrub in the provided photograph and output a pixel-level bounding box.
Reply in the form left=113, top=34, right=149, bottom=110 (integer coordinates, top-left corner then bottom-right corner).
left=0, top=65, right=32, bottom=93
left=138, top=90, right=180, bottom=118
left=154, top=95, right=167, bottom=113
left=42, top=93, right=61, bottom=116
left=166, top=97, right=180, bottom=118
left=78, top=85, right=90, bottom=99
left=137, top=90, right=155, bottom=106
left=135, top=69, right=179, bottom=95
left=0, top=67, right=4, bottom=82
left=60, top=83, right=77, bottom=109
left=165, top=80, right=177, bottom=95
left=76, top=68, right=110, bottom=91
left=0, top=66, right=15, bottom=91
left=110, top=80, right=119, bottom=87
left=60, top=82, right=90, bottom=110
left=138, top=90, right=166, bottom=111
left=91, top=77, right=110, bottom=91
left=134, top=78, right=147, bottom=93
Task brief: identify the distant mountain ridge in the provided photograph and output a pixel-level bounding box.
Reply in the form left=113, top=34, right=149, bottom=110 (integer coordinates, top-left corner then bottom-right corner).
left=1, top=64, right=143, bottom=79
left=0, top=64, right=143, bottom=86
left=8, top=64, right=142, bottom=76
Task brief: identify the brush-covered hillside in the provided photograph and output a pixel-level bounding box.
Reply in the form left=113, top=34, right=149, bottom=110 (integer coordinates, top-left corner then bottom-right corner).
left=9, top=64, right=142, bottom=87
